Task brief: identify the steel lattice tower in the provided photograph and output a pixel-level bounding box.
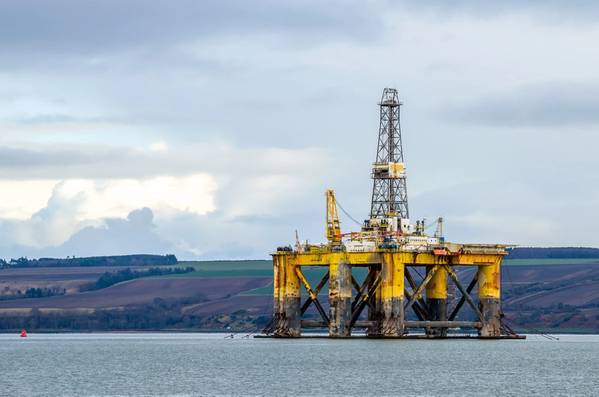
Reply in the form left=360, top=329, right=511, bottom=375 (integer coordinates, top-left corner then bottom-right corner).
left=369, top=88, right=409, bottom=220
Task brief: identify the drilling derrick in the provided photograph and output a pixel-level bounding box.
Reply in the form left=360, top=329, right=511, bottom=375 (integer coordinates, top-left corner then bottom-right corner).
left=370, top=88, right=409, bottom=224
left=264, top=87, right=522, bottom=341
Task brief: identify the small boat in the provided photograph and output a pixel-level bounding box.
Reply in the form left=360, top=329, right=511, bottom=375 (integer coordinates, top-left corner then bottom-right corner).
left=20, top=329, right=28, bottom=338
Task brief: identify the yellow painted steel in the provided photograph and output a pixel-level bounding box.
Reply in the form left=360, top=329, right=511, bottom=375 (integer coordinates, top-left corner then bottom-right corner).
left=284, top=259, right=300, bottom=299
left=273, top=255, right=284, bottom=301
left=295, top=267, right=317, bottom=300
left=381, top=253, right=404, bottom=300
left=328, top=260, right=339, bottom=298
left=325, top=189, right=342, bottom=245
left=328, top=255, right=352, bottom=299
left=411, top=264, right=440, bottom=300
left=478, top=259, right=501, bottom=299
left=271, top=243, right=507, bottom=337
left=273, top=255, right=280, bottom=300
left=388, top=162, right=406, bottom=178
left=426, top=266, right=447, bottom=299
left=273, top=246, right=505, bottom=302
left=274, top=249, right=505, bottom=268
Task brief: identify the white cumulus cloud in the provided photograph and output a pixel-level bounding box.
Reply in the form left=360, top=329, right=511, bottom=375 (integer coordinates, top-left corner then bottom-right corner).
left=0, top=174, right=216, bottom=248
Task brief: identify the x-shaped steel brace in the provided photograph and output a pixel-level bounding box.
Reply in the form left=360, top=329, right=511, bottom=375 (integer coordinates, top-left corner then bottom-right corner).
left=404, top=288, right=428, bottom=321
left=351, top=270, right=376, bottom=312
left=404, top=267, right=432, bottom=320
left=350, top=273, right=382, bottom=327
left=296, top=268, right=330, bottom=324
left=404, top=264, right=440, bottom=314
left=448, top=271, right=478, bottom=321
left=444, top=265, right=484, bottom=323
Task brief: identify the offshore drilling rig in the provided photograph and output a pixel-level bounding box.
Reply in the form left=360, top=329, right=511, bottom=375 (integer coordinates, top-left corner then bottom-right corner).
left=265, top=88, right=522, bottom=339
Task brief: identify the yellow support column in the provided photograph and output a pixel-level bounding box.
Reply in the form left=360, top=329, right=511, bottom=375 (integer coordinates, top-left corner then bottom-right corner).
left=329, top=255, right=352, bottom=337
left=272, top=255, right=301, bottom=337
left=426, top=265, right=448, bottom=337
left=380, top=253, right=404, bottom=336
left=478, top=260, right=501, bottom=337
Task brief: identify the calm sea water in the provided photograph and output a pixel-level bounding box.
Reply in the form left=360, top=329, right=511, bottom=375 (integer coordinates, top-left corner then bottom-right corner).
left=1, top=333, right=598, bottom=396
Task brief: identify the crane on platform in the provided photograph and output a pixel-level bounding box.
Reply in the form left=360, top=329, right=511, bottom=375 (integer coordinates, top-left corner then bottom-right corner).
left=325, top=189, right=342, bottom=249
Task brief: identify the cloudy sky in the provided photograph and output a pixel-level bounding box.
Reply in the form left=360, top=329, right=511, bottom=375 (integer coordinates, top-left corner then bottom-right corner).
left=1, top=1, right=598, bottom=259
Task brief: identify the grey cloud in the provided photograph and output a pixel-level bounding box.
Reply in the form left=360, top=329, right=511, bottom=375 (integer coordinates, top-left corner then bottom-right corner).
left=0, top=146, right=122, bottom=174
left=0, top=0, right=381, bottom=57
left=403, top=1, right=599, bottom=19
left=155, top=208, right=321, bottom=260
left=0, top=143, right=330, bottom=183
left=58, top=207, right=177, bottom=256
left=0, top=208, right=191, bottom=259
left=445, top=83, right=599, bottom=127
left=11, top=114, right=126, bottom=125
left=227, top=214, right=285, bottom=225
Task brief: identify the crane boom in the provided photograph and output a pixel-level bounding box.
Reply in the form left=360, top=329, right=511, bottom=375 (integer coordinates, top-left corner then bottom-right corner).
left=325, top=189, right=342, bottom=246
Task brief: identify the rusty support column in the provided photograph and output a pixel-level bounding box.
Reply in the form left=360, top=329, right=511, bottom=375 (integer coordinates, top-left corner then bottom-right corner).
left=426, top=265, right=447, bottom=337
left=329, top=257, right=352, bottom=337
left=380, top=253, right=404, bottom=336
left=367, top=265, right=382, bottom=337
left=273, top=255, right=301, bottom=337
left=478, top=261, right=501, bottom=337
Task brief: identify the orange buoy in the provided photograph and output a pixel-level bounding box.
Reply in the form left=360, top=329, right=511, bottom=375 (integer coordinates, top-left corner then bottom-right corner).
left=20, top=329, right=27, bottom=338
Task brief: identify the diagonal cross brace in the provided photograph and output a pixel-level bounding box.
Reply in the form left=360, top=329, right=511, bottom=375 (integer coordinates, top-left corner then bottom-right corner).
left=404, top=288, right=428, bottom=321
left=444, top=265, right=484, bottom=322
left=351, top=270, right=375, bottom=311
left=350, top=273, right=382, bottom=328
left=300, top=271, right=329, bottom=315
left=296, top=268, right=330, bottom=324
left=404, top=267, right=432, bottom=319
left=448, top=271, right=478, bottom=321
left=351, top=276, right=362, bottom=295
left=351, top=273, right=377, bottom=312
left=404, top=264, right=440, bottom=314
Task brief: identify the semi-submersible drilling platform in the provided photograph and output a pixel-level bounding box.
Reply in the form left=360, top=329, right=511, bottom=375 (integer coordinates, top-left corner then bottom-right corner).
left=264, top=88, right=522, bottom=339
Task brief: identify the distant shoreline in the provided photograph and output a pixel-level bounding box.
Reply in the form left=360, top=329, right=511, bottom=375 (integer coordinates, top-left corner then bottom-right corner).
left=3, top=329, right=599, bottom=335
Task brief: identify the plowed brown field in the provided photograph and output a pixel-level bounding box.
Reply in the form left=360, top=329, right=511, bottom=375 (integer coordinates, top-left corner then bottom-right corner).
left=0, top=277, right=270, bottom=309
